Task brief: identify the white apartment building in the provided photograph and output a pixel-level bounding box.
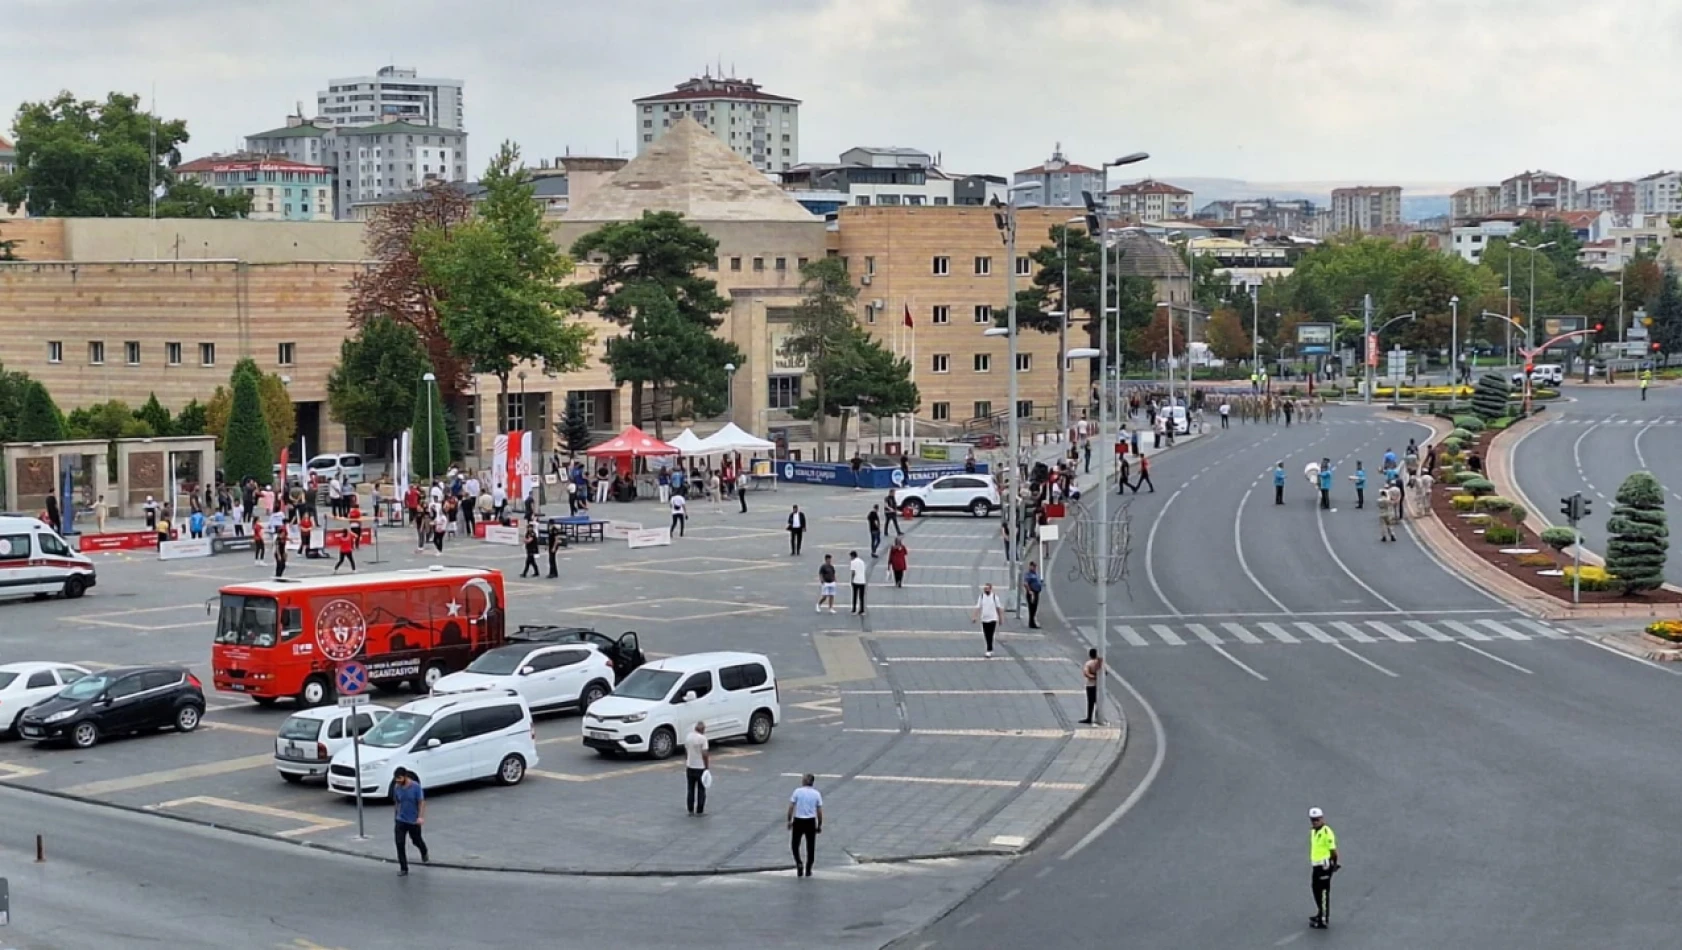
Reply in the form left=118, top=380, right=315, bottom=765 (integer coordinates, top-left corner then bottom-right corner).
left=781, top=147, right=959, bottom=207
left=1451, top=185, right=1500, bottom=219
left=1448, top=219, right=1519, bottom=263
left=1106, top=179, right=1194, bottom=221
left=1014, top=145, right=1107, bottom=207
left=634, top=73, right=800, bottom=174
left=1329, top=186, right=1402, bottom=233
left=1636, top=171, right=1682, bottom=216
left=317, top=66, right=465, bottom=132
left=247, top=114, right=468, bottom=220
left=1500, top=170, right=1576, bottom=211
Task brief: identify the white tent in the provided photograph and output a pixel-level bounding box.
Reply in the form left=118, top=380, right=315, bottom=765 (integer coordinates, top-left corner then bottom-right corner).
left=667, top=428, right=709, bottom=455
left=697, top=422, right=776, bottom=454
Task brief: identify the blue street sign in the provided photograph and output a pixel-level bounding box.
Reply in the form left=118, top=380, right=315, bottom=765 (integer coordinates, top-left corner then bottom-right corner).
left=336, top=661, right=368, bottom=696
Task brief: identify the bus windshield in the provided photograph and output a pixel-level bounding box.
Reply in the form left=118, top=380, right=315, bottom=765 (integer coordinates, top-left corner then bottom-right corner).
left=214, top=594, right=280, bottom=648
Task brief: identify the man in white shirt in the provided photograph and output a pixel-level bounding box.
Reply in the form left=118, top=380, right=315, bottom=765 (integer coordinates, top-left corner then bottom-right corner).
left=684, top=722, right=709, bottom=815
left=787, top=773, right=824, bottom=877
left=491, top=484, right=508, bottom=524
left=670, top=492, right=687, bottom=537
left=971, top=582, right=1005, bottom=656
left=848, top=551, right=868, bottom=615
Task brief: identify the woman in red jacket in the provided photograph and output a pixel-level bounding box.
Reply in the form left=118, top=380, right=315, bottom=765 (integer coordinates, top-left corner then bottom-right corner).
left=887, top=537, right=909, bottom=588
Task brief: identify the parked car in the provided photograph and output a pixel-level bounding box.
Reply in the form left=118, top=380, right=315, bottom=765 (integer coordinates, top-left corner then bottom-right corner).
left=896, top=475, right=1000, bottom=517
left=307, top=453, right=365, bottom=484
left=326, top=691, right=536, bottom=799
left=274, top=704, right=392, bottom=783
left=0, top=662, right=90, bottom=736
left=582, top=652, right=779, bottom=759
left=0, top=516, right=97, bottom=602
left=17, top=666, right=205, bottom=749
left=507, top=625, right=647, bottom=680
left=432, top=642, right=616, bottom=715
left=1511, top=363, right=1564, bottom=387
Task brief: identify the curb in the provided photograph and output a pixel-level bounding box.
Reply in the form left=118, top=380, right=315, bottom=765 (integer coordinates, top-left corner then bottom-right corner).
left=1591, top=632, right=1682, bottom=663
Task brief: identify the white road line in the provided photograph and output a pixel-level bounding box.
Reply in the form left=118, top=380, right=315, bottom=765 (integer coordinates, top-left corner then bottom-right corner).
left=1476, top=619, right=1530, bottom=641
left=1574, top=636, right=1682, bottom=675
left=1330, top=642, right=1398, bottom=677
left=1314, top=500, right=1402, bottom=612
left=1293, top=621, right=1338, bottom=644
left=1115, top=624, right=1149, bottom=647
left=1260, top=622, right=1299, bottom=643
left=1513, top=618, right=1567, bottom=640
left=1457, top=642, right=1534, bottom=674
left=1442, top=619, right=1493, bottom=642
left=1404, top=620, right=1454, bottom=642
left=1210, top=645, right=1268, bottom=681
left=1331, top=620, right=1376, bottom=643
left=1187, top=623, right=1223, bottom=646
left=1060, top=666, right=1166, bottom=861
left=1144, top=488, right=1186, bottom=616
left=1223, top=622, right=1264, bottom=644
left=1235, top=486, right=1290, bottom=612
left=1366, top=620, right=1414, bottom=642
left=1149, top=624, right=1185, bottom=646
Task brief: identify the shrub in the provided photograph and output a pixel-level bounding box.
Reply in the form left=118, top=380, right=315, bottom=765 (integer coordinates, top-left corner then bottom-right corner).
left=1449, top=428, right=1474, bottom=442
left=1540, top=526, right=1577, bottom=550
left=1606, top=471, right=1670, bottom=593
left=1509, top=504, right=1528, bottom=525
left=1462, top=477, right=1495, bottom=496
left=1646, top=619, right=1682, bottom=642
left=1466, top=514, right=1492, bottom=527
left=1489, top=417, right=1515, bottom=430
left=1453, top=470, right=1482, bottom=485
left=1442, top=438, right=1464, bottom=454
left=1562, top=565, right=1618, bottom=591
left=1454, top=414, right=1487, bottom=432
left=1451, top=494, right=1476, bottom=511
left=1517, top=553, right=1557, bottom=568
left=1484, top=524, right=1519, bottom=544
left=1470, top=373, right=1511, bottom=421
left=1475, top=495, right=1513, bottom=512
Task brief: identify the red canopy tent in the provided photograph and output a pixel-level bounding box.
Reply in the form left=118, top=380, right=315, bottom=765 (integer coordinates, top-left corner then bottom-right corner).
left=585, top=425, right=679, bottom=476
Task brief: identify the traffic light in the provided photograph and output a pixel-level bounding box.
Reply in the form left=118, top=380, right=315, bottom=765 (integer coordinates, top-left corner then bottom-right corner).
left=1560, top=493, right=1591, bottom=523
left=1525, top=363, right=1534, bottom=375
left=1581, top=497, right=1592, bottom=520
left=1594, top=324, right=1603, bottom=333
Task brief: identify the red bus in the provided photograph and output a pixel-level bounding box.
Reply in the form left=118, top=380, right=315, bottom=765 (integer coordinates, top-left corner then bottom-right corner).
left=211, top=566, right=507, bottom=707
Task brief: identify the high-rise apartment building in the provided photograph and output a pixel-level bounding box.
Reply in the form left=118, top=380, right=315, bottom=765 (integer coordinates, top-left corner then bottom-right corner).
left=1450, top=185, right=1500, bottom=220
left=1500, top=171, right=1576, bottom=212
left=1013, top=145, right=1107, bottom=208
left=634, top=73, right=800, bottom=174
left=1106, top=179, right=1194, bottom=221
left=316, top=66, right=465, bottom=132
left=1580, top=181, right=1636, bottom=218
left=1329, top=186, right=1402, bottom=233
left=1635, top=171, right=1682, bottom=216
left=247, top=114, right=467, bottom=219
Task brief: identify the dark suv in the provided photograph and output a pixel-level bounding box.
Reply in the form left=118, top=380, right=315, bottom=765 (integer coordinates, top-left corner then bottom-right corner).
left=17, top=666, right=205, bottom=749
left=508, top=625, right=646, bottom=680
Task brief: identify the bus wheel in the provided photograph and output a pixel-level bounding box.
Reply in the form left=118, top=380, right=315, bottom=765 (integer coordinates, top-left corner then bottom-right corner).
left=297, top=676, right=330, bottom=707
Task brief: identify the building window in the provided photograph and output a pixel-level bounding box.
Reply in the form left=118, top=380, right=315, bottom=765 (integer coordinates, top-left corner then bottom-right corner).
left=709, top=257, right=719, bottom=271
left=88, top=341, right=105, bottom=365
left=47, top=341, right=63, bottom=364
left=931, top=402, right=950, bottom=422
left=200, top=342, right=216, bottom=366
left=505, top=393, right=525, bottom=434
left=974, top=304, right=993, bottom=324
left=865, top=304, right=876, bottom=324
left=856, top=196, right=870, bottom=206
left=934, top=197, right=949, bottom=206
left=974, top=353, right=992, bottom=373
left=865, top=256, right=875, bottom=275
left=768, top=375, right=802, bottom=409
left=125, top=341, right=141, bottom=365
left=1016, top=352, right=1033, bottom=372
left=974, top=256, right=992, bottom=275
left=730, top=257, right=742, bottom=271
left=932, top=305, right=950, bottom=325
left=166, top=342, right=182, bottom=365
left=278, top=342, right=296, bottom=366
left=1016, top=400, right=1034, bottom=419
left=752, top=257, right=764, bottom=272
left=931, top=354, right=950, bottom=374
left=932, top=256, right=950, bottom=276
left=774, top=257, right=786, bottom=271
left=1016, top=255, right=1032, bottom=276
left=973, top=400, right=993, bottom=419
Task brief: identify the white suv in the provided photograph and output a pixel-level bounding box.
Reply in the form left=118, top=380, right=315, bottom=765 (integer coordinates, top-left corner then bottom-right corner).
left=582, top=652, right=779, bottom=759
left=897, top=474, right=1000, bottom=517
left=432, top=643, right=616, bottom=715
left=307, top=453, right=365, bottom=483
left=327, top=691, right=536, bottom=798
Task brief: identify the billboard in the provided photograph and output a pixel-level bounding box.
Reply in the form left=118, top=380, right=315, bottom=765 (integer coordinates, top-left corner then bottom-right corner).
left=1541, top=316, right=1587, bottom=338
left=1297, top=323, right=1334, bottom=354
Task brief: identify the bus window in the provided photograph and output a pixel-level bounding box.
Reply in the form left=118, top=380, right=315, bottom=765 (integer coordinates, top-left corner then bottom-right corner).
left=280, top=606, right=304, bottom=641
left=213, top=594, right=280, bottom=647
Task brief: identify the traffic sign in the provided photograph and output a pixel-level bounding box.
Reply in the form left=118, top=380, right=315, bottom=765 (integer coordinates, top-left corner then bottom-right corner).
left=336, top=660, right=368, bottom=696
left=337, top=694, right=371, bottom=707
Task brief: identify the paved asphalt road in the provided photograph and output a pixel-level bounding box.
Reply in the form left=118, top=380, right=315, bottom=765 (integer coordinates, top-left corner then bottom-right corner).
left=900, top=404, right=1682, bottom=949
left=1509, top=383, right=1682, bottom=586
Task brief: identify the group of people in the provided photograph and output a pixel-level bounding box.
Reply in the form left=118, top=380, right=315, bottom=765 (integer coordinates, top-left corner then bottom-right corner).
left=1216, top=393, right=1326, bottom=427
left=1285, top=438, right=1438, bottom=543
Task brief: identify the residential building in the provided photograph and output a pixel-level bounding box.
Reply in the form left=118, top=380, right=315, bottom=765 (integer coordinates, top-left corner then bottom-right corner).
left=174, top=154, right=335, bottom=221
left=1605, top=214, right=1672, bottom=268
left=1635, top=171, right=1682, bottom=216
left=780, top=147, right=956, bottom=207
left=1329, top=186, right=1402, bottom=233
left=1013, top=145, right=1106, bottom=207
left=1448, top=218, right=1519, bottom=263
left=1194, top=198, right=1320, bottom=236
left=633, top=72, right=800, bottom=174
left=247, top=113, right=468, bottom=219
left=1450, top=185, right=1500, bottom=220
left=347, top=155, right=623, bottom=222
left=1186, top=236, right=1295, bottom=294
left=1581, top=180, right=1635, bottom=219
left=0, top=135, right=13, bottom=175
left=1500, top=170, right=1576, bottom=212
left=1106, top=179, right=1194, bottom=222
left=316, top=65, right=464, bottom=132
left=952, top=174, right=1007, bottom=207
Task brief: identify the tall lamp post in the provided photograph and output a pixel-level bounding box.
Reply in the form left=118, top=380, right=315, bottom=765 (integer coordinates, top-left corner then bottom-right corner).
left=1448, top=296, right=1461, bottom=408
left=1066, top=347, right=1107, bottom=718
left=995, top=180, right=1045, bottom=613
left=724, top=362, right=737, bottom=420
left=422, top=371, right=437, bottom=488
left=1053, top=215, right=1085, bottom=437
left=1512, top=240, right=1554, bottom=411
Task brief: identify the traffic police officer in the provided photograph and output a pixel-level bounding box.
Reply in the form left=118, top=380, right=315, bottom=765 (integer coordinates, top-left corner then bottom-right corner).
left=1641, top=368, right=1651, bottom=401
left=1308, top=806, right=1340, bottom=929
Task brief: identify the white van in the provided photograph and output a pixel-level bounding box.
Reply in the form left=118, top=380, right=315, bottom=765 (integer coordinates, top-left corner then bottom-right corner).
left=581, top=652, right=780, bottom=759
left=0, top=516, right=97, bottom=602
left=307, top=453, right=365, bottom=483
left=326, top=691, right=536, bottom=799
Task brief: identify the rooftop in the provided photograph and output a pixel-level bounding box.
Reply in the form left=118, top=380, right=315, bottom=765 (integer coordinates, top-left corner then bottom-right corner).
left=1108, top=179, right=1191, bottom=196
left=1112, top=229, right=1189, bottom=279
left=248, top=123, right=330, bottom=140
left=176, top=153, right=333, bottom=174
left=634, top=74, right=799, bottom=105
left=336, top=121, right=462, bottom=137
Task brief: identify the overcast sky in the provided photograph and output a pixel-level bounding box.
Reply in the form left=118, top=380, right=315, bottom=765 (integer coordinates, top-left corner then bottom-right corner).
left=6, top=0, right=1682, bottom=191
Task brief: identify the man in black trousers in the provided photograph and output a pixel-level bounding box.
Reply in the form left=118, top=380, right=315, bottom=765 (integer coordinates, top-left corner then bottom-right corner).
left=787, top=505, right=806, bottom=555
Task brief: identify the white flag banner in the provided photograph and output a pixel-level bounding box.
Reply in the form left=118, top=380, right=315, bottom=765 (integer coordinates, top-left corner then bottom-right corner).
left=396, top=431, right=412, bottom=499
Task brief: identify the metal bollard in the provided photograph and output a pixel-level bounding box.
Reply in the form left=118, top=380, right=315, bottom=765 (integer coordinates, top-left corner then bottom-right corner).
left=36, top=833, right=44, bottom=862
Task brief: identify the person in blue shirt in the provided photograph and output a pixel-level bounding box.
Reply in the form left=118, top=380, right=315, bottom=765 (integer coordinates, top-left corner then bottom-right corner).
left=1317, top=459, right=1334, bottom=510
left=392, top=768, right=429, bottom=876
left=787, top=773, right=825, bottom=877
left=188, top=509, right=206, bottom=539
left=1381, top=447, right=1397, bottom=479
left=1350, top=463, right=1367, bottom=509
left=1274, top=462, right=1287, bottom=505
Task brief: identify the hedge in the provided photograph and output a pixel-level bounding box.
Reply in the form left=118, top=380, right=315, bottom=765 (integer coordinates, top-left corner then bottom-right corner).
left=1452, top=494, right=1476, bottom=511
left=1453, top=415, right=1486, bottom=432
left=1484, top=525, right=1519, bottom=544
left=1453, top=470, right=1483, bottom=485
left=1562, top=565, right=1618, bottom=592
left=1475, top=495, right=1513, bottom=512
left=1539, top=526, right=1577, bottom=550
left=1462, top=477, right=1495, bottom=496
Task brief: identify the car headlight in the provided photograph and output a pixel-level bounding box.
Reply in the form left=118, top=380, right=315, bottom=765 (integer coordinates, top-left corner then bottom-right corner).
left=43, top=709, right=78, bottom=724
left=621, top=712, right=646, bottom=724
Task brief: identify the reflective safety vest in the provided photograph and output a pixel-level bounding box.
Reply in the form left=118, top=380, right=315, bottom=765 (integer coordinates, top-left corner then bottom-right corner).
left=1310, top=825, right=1337, bottom=867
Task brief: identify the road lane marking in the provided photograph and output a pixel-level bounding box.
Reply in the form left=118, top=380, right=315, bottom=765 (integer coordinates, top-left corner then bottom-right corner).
left=0, top=761, right=46, bottom=779
left=1210, top=645, right=1268, bottom=681
left=1331, top=621, right=1376, bottom=643
left=1223, top=622, right=1264, bottom=644
left=1149, top=624, right=1185, bottom=645
left=1260, top=622, right=1299, bottom=644
left=1329, top=642, right=1398, bottom=677
left=1405, top=620, right=1454, bottom=642
left=202, top=721, right=282, bottom=737
left=1442, top=619, right=1493, bottom=641
left=844, top=728, right=1107, bottom=739
left=1313, top=503, right=1401, bottom=611
left=779, top=772, right=1089, bottom=792
left=844, top=689, right=1082, bottom=695
left=1143, top=487, right=1186, bottom=616
left=1366, top=620, right=1414, bottom=642
left=998, top=887, right=1022, bottom=903
left=1115, top=625, right=1149, bottom=647
left=1293, top=622, right=1338, bottom=644
left=61, top=754, right=276, bottom=796
left=147, top=795, right=349, bottom=837
left=879, top=656, right=1072, bottom=663
left=1060, top=665, right=1165, bottom=861
left=1476, top=619, right=1530, bottom=641
left=1187, top=623, right=1223, bottom=646
left=1513, top=618, right=1567, bottom=640
left=1457, top=642, right=1534, bottom=674
left=1575, top=636, right=1681, bottom=674
left=1235, top=486, right=1290, bottom=612
left=533, top=752, right=761, bottom=783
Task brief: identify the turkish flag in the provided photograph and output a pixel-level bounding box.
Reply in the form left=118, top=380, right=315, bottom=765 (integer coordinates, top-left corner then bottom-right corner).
left=904, top=304, right=914, bottom=328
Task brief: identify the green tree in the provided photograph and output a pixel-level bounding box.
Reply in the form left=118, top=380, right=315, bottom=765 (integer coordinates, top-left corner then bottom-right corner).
left=792, top=326, right=918, bottom=456
left=0, top=91, right=249, bottom=218
left=173, top=399, right=207, bottom=436
left=326, top=315, right=431, bottom=447
left=1007, top=224, right=1156, bottom=369
left=221, top=369, right=272, bottom=487
left=558, top=392, right=594, bottom=457
left=1204, top=307, right=1252, bottom=362
left=1605, top=471, right=1669, bottom=594
left=410, top=373, right=452, bottom=480
left=204, top=361, right=294, bottom=452
left=14, top=380, right=67, bottom=442
left=571, top=209, right=731, bottom=425
left=781, top=258, right=860, bottom=453
left=419, top=141, right=590, bottom=434
left=601, top=285, right=742, bottom=436
left=1469, top=372, right=1511, bottom=421
left=66, top=400, right=151, bottom=440
left=136, top=392, right=173, bottom=436
left=0, top=361, right=34, bottom=442
left=1650, top=268, right=1682, bottom=358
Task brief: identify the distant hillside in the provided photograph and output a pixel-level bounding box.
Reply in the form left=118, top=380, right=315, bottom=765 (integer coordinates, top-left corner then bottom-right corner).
left=1161, top=178, right=1466, bottom=222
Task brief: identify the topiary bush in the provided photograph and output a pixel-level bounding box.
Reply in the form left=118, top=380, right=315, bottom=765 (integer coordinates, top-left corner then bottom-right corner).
left=1454, top=414, right=1487, bottom=432
left=1563, top=565, right=1618, bottom=592
left=1453, top=470, right=1482, bottom=485
left=1470, top=372, right=1511, bottom=421
left=1462, top=477, right=1495, bottom=496
left=1540, top=526, right=1577, bottom=550
left=1466, top=514, right=1492, bottom=527
left=1508, top=503, right=1528, bottom=525
left=1475, top=495, right=1513, bottom=512
left=1442, top=438, right=1464, bottom=454
left=1451, top=494, right=1476, bottom=511
left=1449, top=428, right=1474, bottom=441
left=1606, top=471, right=1670, bottom=593
left=1489, top=417, right=1515, bottom=430
left=1484, top=524, right=1519, bottom=544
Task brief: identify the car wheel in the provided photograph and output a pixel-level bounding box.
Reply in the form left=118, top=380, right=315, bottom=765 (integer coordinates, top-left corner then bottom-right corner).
left=175, top=705, right=202, bottom=733
left=580, top=681, right=609, bottom=712
left=252, top=696, right=278, bottom=708
left=62, top=576, right=87, bottom=599
left=906, top=499, right=925, bottom=516
left=417, top=661, right=447, bottom=693
left=747, top=710, right=774, bottom=745
left=970, top=498, right=990, bottom=517
left=647, top=726, right=676, bottom=760
left=495, top=753, right=527, bottom=786
left=280, top=772, right=304, bottom=784
left=71, top=721, right=99, bottom=749
left=297, top=676, right=330, bottom=708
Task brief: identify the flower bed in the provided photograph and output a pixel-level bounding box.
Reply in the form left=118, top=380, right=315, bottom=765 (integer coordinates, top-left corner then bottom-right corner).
left=1645, top=620, right=1682, bottom=642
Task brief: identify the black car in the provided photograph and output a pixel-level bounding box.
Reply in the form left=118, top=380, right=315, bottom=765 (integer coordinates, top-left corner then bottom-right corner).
left=508, top=625, right=646, bottom=680
left=17, top=666, right=205, bottom=749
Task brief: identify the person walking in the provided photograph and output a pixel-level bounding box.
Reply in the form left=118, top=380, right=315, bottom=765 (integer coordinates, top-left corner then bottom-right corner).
left=656, top=467, right=671, bottom=505
left=272, top=526, right=289, bottom=579
left=1219, top=400, right=1231, bottom=428
left=1317, top=458, right=1334, bottom=510
left=432, top=505, right=449, bottom=555
left=867, top=505, right=883, bottom=558
left=737, top=478, right=749, bottom=513
left=684, top=722, right=710, bottom=816
left=1001, top=519, right=1013, bottom=562
left=1082, top=439, right=1092, bottom=474
left=252, top=519, right=266, bottom=563
left=520, top=522, right=541, bottom=577
left=816, top=555, right=838, bottom=613
left=546, top=523, right=563, bottom=578
left=788, top=773, right=824, bottom=877
left=972, top=583, right=1005, bottom=657
left=883, top=490, right=902, bottom=536
left=1274, top=462, right=1287, bottom=505
left=333, top=529, right=357, bottom=573
left=1022, top=560, right=1044, bottom=629
left=888, top=537, right=909, bottom=588
left=1308, top=807, right=1340, bottom=929
left=848, top=551, right=868, bottom=615
left=669, top=491, right=687, bottom=538
left=1133, top=453, right=1155, bottom=493
left=1378, top=484, right=1398, bottom=543
left=1079, top=648, right=1103, bottom=724
left=392, top=768, right=429, bottom=876
left=1350, top=462, right=1367, bottom=510
left=787, top=505, right=807, bottom=555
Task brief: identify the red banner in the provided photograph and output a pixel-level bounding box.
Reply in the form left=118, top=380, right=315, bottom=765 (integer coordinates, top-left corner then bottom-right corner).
left=77, top=532, right=158, bottom=553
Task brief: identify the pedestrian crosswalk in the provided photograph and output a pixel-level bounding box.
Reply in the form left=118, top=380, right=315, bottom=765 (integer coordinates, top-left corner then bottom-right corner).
left=1079, top=616, right=1566, bottom=648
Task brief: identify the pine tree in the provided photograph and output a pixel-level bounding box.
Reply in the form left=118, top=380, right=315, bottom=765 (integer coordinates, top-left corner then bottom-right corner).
left=15, top=380, right=67, bottom=441
left=136, top=392, right=173, bottom=436
left=409, top=374, right=452, bottom=481
left=1470, top=372, right=1510, bottom=421
left=1606, top=471, right=1669, bottom=593
left=559, top=391, right=593, bottom=457
left=221, top=369, right=273, bottom=487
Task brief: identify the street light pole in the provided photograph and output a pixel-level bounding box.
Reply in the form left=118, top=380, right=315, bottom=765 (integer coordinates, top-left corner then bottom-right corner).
left=1064, top=346, right=1106, bottom=723
left=1449, top=296, right=1460, bottom=407
left=1513, top=240, right=1554, bottom=414
left=422, top=371, right=436, bottom=488
left=1252, top=285, right=1261, bottom=384
left=724, top=362, right=736, bottom=421
left=1362, top=293, right=1374, bottom=405
left=1003, top=181, right=1041, bottom=616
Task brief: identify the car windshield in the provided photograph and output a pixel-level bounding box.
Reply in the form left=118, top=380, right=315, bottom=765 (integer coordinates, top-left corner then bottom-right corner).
left=278, top=716, right=323, bottom=741
left=465, top=647, right=531, bottom=676
left=214, top=594, right=280, bottom=647
left=0, top=672, right=16, bottom=690
left=361, top=711, right=429, bottom=749
left=59, top=673, right=114, bottom=701
left=612, top=668, right=680, bottom=702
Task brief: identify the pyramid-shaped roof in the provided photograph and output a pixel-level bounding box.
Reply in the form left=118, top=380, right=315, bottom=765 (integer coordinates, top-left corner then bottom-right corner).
left=1113, top=229, right=1189, bottom=279
left=565, top=117, right=814, bottom=224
